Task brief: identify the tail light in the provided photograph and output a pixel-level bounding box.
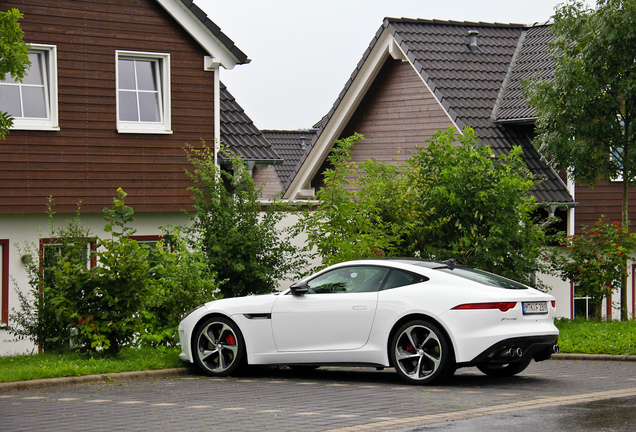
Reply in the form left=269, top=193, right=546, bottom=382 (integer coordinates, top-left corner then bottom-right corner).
left=551, top=300, right=556, bottom=308
left=452, top=302, right=517, bottom=312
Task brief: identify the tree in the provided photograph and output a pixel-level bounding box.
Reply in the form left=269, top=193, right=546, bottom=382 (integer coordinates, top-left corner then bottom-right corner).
left=524, top=0, right=636, bottom=319
left=544, top=217, right=636, bottom=319
left=298, top=128, right=546, bottom=287
left=186, top=144, right=307, bottom=297
left=404, top=128, right=545, bottom=286
left=294, top=133, right=415, bottom=270
left=0, top=8, right=31, bottom=138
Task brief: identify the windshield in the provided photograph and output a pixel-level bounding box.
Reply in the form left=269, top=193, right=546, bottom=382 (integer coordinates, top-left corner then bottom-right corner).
left=436, top=266, right=529, bottom=290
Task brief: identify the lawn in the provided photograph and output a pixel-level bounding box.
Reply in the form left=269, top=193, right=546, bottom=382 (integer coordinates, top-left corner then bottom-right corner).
left=0, top=346, right=183, bottom=383
left=0, top=320, right=634, bottom=383
left=555, top=318, right=636, bottom=356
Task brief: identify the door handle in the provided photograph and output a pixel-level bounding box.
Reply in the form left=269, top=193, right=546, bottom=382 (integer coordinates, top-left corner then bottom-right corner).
left=352, top=306, right=367, bottom=310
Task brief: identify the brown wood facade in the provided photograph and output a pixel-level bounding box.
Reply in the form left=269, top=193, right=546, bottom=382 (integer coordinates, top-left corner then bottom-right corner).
left=574, top=181, right=636, bottom=231
left=311, top=57, right=454, bottom=190
left=1, top=0, right=215, bottom=214
left=343, top=58, right=454, bottom=163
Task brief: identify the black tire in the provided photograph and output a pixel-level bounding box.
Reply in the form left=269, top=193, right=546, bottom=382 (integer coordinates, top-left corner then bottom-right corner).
left=390, top=320, right=455, bottom=385
left=192, top=316, right=245, bottom=377
left=477, top=357, right=532, bottom=377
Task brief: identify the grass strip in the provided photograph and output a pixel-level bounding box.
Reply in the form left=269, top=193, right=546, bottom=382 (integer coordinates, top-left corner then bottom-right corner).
left=555, top=319, right=636, bottom=356
left=0, top=346, right=183, bottom=383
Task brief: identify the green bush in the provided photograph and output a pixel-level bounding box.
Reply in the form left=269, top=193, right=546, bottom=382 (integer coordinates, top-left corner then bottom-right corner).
left=142, top=231, right=221, bottom=347
left=9, top=189, right=221, bottom=355
left=185, top=144, right=307, bottom=297
left=297, top=128, right=546, bottom=286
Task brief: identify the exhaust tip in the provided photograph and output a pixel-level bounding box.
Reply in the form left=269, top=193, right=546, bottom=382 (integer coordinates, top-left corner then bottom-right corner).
left=552, top=344, right=560, bottom=354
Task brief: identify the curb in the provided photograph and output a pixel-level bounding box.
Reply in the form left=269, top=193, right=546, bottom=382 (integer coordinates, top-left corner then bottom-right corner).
left=551, top=353, right=636, bottom=362
left=2, top=354, right=636, bottom=392
left=0, top=367, right=193, bottom=393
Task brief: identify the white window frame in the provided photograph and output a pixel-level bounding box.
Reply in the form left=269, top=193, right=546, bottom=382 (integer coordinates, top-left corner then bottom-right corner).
left=115, top=50, right=172, bottom=134
left=1, top=44, right=59, bottom=131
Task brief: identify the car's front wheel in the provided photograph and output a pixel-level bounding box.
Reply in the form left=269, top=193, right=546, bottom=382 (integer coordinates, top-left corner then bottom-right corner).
left=390, top=320, right=455, bottom=385
left=192, top=316, right=245, bottom=377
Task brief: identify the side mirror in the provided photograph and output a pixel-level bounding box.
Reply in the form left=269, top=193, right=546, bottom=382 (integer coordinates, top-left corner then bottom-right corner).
left=290, top=281, right=310, bottom=296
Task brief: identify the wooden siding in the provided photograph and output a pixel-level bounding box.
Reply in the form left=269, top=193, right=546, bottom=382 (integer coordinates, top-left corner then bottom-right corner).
left=311, top=58, right=453, bottom=190
left=1, top=0, right=215, bottom=214
left=253, top=165, right=283, bottom=200
left=342, top=58, right=454, bottom=162
left=574, top=181, right=636, bottom=231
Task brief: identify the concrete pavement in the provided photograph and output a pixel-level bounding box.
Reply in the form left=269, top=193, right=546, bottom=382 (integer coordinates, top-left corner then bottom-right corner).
left=2, top=356, right=636, bottom=431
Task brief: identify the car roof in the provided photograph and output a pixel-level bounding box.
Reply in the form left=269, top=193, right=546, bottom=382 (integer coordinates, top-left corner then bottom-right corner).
left=335, top=258, right=456, bottom=270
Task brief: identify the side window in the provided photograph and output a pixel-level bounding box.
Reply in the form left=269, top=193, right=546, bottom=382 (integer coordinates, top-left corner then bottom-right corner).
left=116, top=51, right=171, bottom=134
left=307, top=266, right=388, bottom=294
left=383, top=269, right=426, bottom=290
left=0, top=44, right=59, bottom=131
left=40, top=239, right=93, bottom=286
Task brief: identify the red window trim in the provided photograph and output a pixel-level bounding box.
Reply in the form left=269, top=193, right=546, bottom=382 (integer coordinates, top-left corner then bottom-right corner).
left=1, top=239, right=9, bottom=325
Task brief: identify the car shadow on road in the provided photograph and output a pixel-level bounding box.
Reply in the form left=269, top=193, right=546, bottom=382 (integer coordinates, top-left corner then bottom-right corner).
left=229, top=364, right=547, bottom=388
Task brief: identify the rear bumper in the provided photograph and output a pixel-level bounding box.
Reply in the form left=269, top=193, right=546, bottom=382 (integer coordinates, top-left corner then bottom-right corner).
left=461, top=335, right=559, bottom=367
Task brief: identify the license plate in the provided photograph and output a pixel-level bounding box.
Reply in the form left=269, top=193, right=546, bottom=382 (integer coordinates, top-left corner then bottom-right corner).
left=522, top=301, right=548, bottom=315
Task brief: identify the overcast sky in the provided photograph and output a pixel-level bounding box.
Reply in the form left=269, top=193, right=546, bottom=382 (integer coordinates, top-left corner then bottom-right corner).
left=196, top=0, right=579, bottom=131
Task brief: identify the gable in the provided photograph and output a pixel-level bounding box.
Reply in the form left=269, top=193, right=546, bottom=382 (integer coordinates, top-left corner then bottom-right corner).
left=285, top=18, right=573, bottom=205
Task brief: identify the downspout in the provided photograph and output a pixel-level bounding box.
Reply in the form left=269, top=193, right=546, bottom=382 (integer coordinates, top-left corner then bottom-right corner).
left=204, top=56, right=222, bottom=169
left=567, top=174, right=575, bottom=236
left=214, top=64, right=221, bottom=169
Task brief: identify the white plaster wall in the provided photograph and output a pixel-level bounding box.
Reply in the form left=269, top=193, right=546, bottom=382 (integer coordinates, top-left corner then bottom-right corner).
left=536, top=271, right=571, bottom=319
left=0, top=211, right=191, bottom=356
left=273, top=212, right=321, bottom=290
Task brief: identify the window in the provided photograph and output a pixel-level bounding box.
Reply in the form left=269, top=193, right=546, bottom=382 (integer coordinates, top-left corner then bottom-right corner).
left=0, top=44, right=58, bottom=131
left=307, top=266, right=389, bottom=294
left=116, top=51, right=171, bottom=134
left=573, top=285, right=603, bottom=319
left=40, top=240, right=93, bottom=285
left=383, top=269, right=426, bottom=290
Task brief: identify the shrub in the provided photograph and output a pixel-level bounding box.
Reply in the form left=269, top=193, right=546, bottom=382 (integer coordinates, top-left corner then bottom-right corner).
left=185, top=144, right=307, bottom=297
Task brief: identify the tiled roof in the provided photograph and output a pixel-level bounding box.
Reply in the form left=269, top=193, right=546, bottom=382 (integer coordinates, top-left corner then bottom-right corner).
left=290, top=18, right=572, bottom=204
left=493, top=24, right=555, bottom=122
left=262, top=130, right=317, bottom=189
left=220, top=83, right=282, bottom=164
left=177, top=0, right=249, bottom=64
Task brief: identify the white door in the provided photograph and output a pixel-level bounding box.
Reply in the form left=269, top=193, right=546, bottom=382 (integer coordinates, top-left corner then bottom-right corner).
left=271, top=266, right=388, bottom=352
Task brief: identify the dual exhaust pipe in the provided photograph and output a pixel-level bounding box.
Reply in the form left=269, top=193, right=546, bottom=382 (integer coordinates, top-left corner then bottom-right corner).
left=498, top=344, right=559, bottom=360
left=500, top=347, right=524, bottom=359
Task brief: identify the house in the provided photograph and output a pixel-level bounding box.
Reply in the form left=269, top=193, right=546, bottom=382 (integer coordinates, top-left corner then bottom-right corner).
left=272, top=18, right=636, bottom=320
left=0, top=0, right=280, bottom=355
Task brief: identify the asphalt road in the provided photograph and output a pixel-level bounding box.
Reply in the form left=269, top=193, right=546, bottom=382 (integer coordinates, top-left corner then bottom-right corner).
left=2, top=359, right=636, bottom=431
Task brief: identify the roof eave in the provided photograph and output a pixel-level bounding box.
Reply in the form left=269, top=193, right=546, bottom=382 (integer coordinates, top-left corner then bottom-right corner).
left=156, top=0, right=249, bottom=69
left=493, top=117, right=537, bottom=125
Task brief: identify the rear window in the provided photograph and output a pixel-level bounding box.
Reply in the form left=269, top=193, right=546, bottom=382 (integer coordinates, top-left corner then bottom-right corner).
left=436, top=266, right=529, bottom=290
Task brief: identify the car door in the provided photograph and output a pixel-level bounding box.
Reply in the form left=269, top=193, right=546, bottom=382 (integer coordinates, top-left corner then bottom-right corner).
left=271, top=265, right=388, bottom=352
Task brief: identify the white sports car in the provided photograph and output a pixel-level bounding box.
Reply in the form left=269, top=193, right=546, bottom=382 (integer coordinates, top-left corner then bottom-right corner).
left=178, top=259, right=559, bottom=385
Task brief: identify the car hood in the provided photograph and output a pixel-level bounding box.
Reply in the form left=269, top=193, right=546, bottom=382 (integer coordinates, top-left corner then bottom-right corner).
left=204, top=292, right=281, bottom=315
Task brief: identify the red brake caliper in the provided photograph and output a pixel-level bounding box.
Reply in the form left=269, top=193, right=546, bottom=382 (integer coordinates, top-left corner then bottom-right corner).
left=225, top=334, right=236, bottom=345
left=405, top=343, right=414, bottom=353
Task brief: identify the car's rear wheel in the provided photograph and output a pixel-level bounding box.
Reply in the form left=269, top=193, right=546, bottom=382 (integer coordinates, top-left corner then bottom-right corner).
left=192, top=316, right=245, bottom=377
left=477, top=357, right=532, bottom=377
left=390, top=320, right=455, bottom=385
